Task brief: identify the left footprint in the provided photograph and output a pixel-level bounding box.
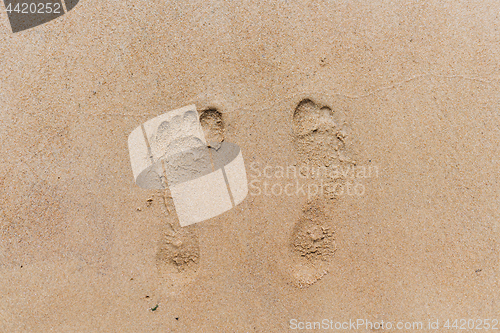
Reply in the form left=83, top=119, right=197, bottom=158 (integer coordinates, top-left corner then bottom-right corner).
left=154, top=107, right=225, bottom=289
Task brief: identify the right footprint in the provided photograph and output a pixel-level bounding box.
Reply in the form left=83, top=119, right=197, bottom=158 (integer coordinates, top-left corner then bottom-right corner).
left=287, top=98, right=353, bottom=288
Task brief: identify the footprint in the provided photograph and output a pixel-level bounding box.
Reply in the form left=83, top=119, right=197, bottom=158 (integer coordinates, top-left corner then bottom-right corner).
left=292, top=98, right=354, bottom=167
left=288, top=199, right=337, bottom=288
left=154, top=107, right=225, bottom=290
left=199, top=108, right=225, bottom=149
left=286, top=98, right=353, bottom=287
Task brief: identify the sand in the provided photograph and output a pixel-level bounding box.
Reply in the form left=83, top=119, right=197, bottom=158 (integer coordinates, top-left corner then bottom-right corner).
left=1, top=0, right=499, bottom=331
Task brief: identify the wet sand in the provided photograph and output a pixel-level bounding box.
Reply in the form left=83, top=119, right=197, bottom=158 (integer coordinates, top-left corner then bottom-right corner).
left=1, top=0, right=499, bottom=331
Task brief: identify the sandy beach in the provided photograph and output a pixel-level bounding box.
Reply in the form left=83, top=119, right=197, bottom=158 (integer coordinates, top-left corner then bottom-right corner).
left=1, top=0, right=499, bottom=331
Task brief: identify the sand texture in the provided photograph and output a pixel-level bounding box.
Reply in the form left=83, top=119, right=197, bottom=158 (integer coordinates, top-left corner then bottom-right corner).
left=1, top=0, right=499, bottom=331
